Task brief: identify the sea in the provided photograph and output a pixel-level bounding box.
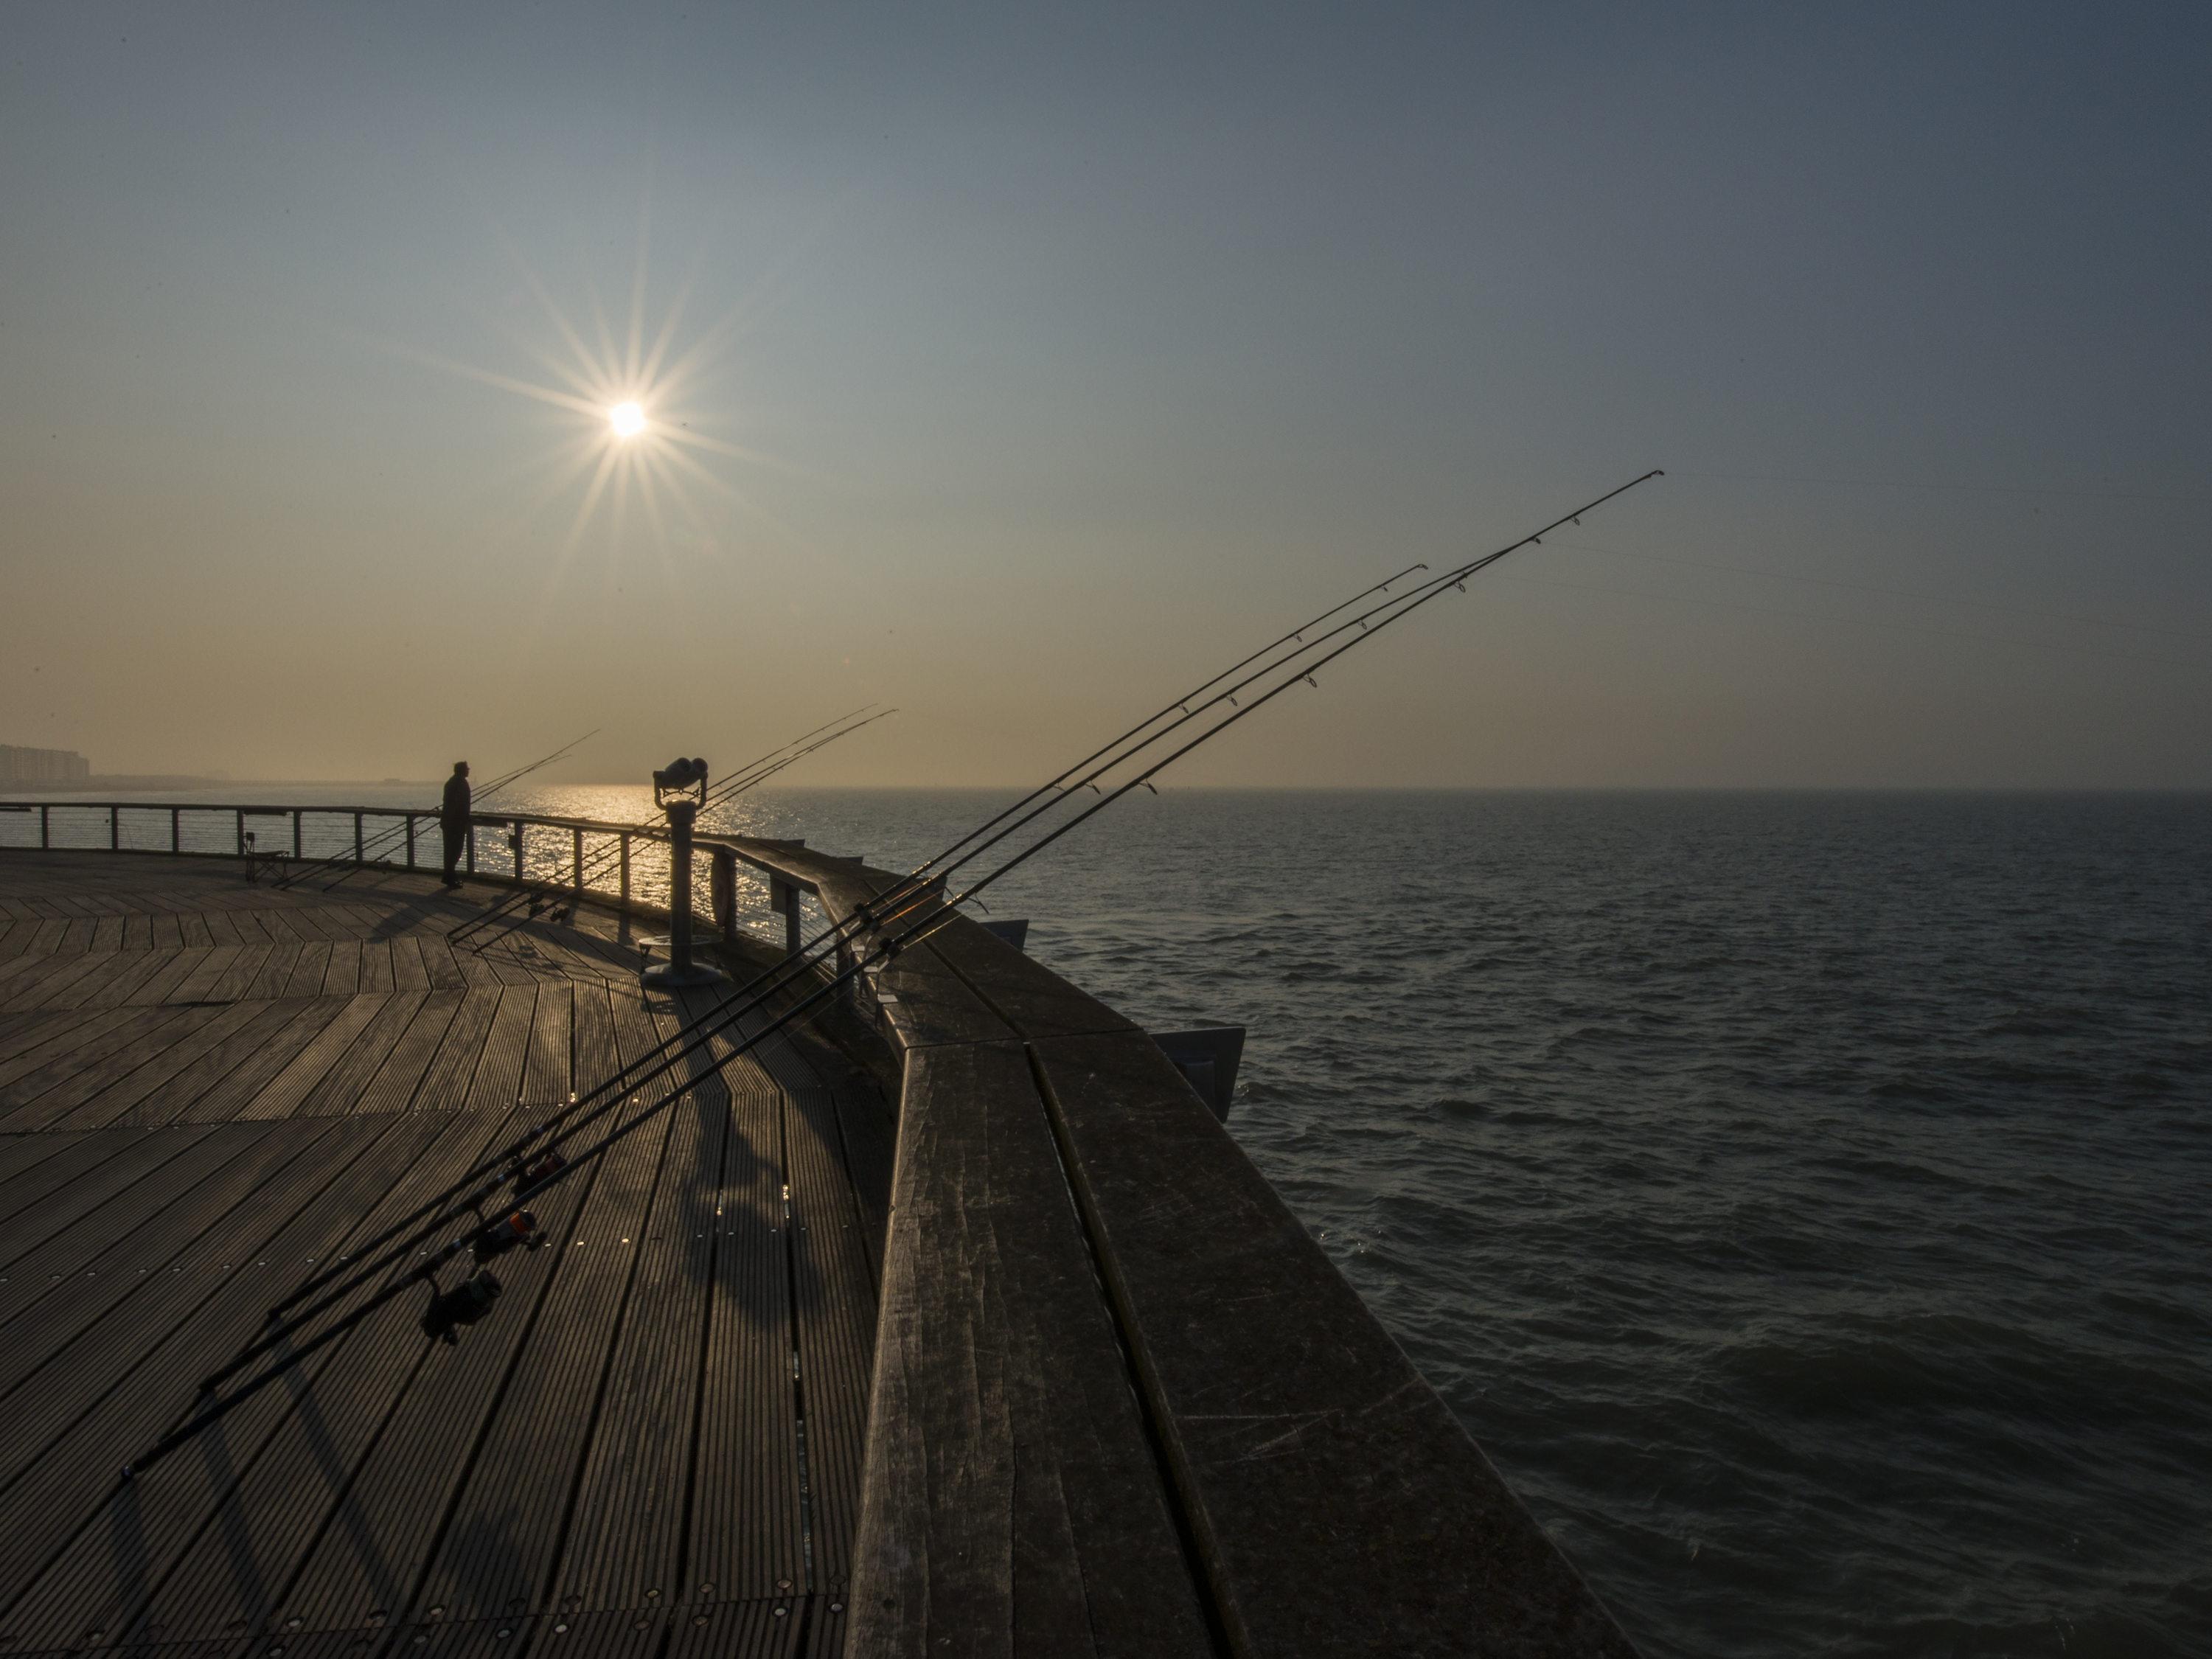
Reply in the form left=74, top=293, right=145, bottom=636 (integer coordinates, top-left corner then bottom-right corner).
left=7, top=786, right=2208, bottom=1658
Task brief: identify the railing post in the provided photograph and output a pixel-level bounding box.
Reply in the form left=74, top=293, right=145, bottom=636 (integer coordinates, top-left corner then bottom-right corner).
left=770, top=874, right=802, bottom=959
left=619, top=834, right=630, bottom=907
left=110, top=806, right=119, bottom=850
left=354, top=811, right=364, bottom=863
left=234, top=809, right=245, bottom=857
left=574, top=826, right=585, bottom=893
left=511, top=821, right=525, bottom=879
left=292, top=809, right=303, bottom=860
left=710, top=848, right=736, bottom=944
left=467, top=824, right=477, bottom=874
left=41, top=804, right=50, bottom=849
left=405, top=814, right=417, bottom=868
left=170, top=807, right=180, bottom=854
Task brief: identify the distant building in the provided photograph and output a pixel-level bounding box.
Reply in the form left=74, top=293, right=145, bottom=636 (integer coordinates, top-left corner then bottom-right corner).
left=0, top=745, right=91, bottom=785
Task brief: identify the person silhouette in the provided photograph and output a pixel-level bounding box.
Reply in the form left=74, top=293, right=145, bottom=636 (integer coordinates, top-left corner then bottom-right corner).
left=440, top=761, right=471, bottom=888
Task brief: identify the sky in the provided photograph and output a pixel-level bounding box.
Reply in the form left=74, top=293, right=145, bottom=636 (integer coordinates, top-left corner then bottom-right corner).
left=2, top=2, right=2207, bottom=788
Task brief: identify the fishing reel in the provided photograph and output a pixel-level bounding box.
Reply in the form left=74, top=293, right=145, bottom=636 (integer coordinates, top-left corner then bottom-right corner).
left=510, top=1148, right=568, bottom=1193
left=653, top=756, right=709, bottom=808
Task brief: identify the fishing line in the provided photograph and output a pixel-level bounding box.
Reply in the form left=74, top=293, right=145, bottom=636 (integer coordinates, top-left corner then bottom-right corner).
left=275, top=728, right=600, bottom=893
left=216, top=564, right=1444, bottom=1363
left=137, top=473, right=1660, bottom=1471
left=446, top=703, right=888, bottom=946
left=242, top=507, right=1630, bottom=1357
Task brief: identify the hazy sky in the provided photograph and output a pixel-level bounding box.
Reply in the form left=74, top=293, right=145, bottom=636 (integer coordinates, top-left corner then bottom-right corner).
left=4, top=3, right=2207, bottom=787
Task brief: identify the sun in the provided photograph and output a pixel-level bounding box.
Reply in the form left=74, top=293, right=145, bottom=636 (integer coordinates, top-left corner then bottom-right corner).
left=397, top=227, right=800, bottom=577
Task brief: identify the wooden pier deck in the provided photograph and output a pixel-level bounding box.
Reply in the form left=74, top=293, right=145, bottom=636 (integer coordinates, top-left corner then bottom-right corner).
left=2, top=827, right=1639, bottom=1658
left=0, top=852, right=891, bottom=1659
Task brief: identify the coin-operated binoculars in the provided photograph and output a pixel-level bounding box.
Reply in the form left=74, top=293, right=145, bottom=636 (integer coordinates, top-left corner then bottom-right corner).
left=642, top=756, right=728, bottom=990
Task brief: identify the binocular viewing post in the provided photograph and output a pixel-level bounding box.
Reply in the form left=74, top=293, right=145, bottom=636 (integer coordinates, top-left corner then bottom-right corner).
left=643, top=756, right=728, bottom=990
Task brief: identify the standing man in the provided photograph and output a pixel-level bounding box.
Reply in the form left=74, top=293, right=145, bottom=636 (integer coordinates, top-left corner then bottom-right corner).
left=440, top=761, right=472, bottom=889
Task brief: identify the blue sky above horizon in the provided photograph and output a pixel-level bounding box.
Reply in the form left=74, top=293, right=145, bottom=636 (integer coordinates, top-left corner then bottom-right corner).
left=4, top=2, right=2207, bottom=787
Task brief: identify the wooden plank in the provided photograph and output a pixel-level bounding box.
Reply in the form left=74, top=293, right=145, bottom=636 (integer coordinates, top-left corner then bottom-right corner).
left=747, top=1022, right=880, bottom=1601
left=0, top=1004, right=218, bottom=1131
left=846, top=1040, right=1213, bottom=1658
left=417, top=936, right=471, bottom=992
left=408, top=986, right=502, bottom=1113
left=460, top=987, right=537, bottom=1115
left=0, top=950, right=54, bottom=999
left=167, top=943, right=248, bottom=1006
left=0, top=1126, right=133, bottom=1220
left=0, top=1118, right=355, bottom=1382
left=321, top=939, right=364, bottom=998
left=244, top=940, right=307, bottom=1001
left=520, top=981, right=572, bottom=1107
left=128, top=945, right=220, bottom=1008
left=389, top=936, right=430, bottom=993
left=0, top=1122, right=224, bottom=1278
left=51, top=998, right=273, bottom=1130
left=681, top=997, right=806, bottom=1606
left=265, top=1099, right=611, bottom=1639
left=664, top=1597, right=804, bottom=1659
left=175, top=995, right=355, bottom=1125
left=0, top=1003, right=158, bottom=1084
left=283, top=940, right=335, bottom=999
left=122, top=998, right=331, bottom=1129
left=1031, top=1029, right=1638, bottom=1658
left=1, top=1106, right=533, bottom=1650
left=349, top=991, right=465, bottom=1118
left=204, top=942, right=276, bottom=1004
left=357, top=940, right=394, bottom=993
left=72, top=944, right=195, bottom=1012
left=552, top=997, right=735, bottom=1611
left=232, top=993, right=392, bottom=1121
left=288, top=991, right=426, bottom=1118
left=0, top=947, right=119, bottom=1015
left=403, top=983, right=686, bottom=1625
left=0, top=1112, right=446, bottom=1503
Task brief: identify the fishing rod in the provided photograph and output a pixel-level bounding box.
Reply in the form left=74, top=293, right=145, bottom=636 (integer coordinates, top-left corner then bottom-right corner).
left=446, top=708, right=894, bottom=955
left=243, top=483, right=1645, bottom=1348
left=243, top=518, right=1601, bottom=1353
left=273, top=728, right=599, bottom=892
left=849, top=476, right=1666, bottom=940
left=246, top=562, right=1442, bottom=1328
left=297, top=729, right=598, bottom=890
left=452, top=705, right=883, bottom=940
left=128, top=473, right=1662, bottom=1476
left=446, top=705, right=891, bottom=947
left=181, top=478, right=1659, bottom=1415
left=232, top=708, right=894, bottom=1324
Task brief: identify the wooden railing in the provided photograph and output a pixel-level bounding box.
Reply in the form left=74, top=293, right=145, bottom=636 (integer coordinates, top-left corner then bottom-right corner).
left=711, top=835, right=1641, bottom=1658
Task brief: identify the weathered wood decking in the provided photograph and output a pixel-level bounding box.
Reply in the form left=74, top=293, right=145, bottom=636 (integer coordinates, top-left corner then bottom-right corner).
left=2, top=837, right=1638, bottom=1659
left=0, top=852, right=891, bottom=1658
